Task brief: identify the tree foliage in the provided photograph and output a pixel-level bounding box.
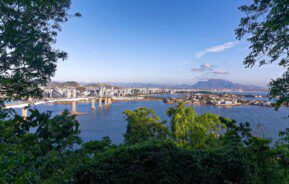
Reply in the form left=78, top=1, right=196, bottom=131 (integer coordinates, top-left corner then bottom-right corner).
left=0, top=0, right=80, bottom=102
left=73, top=138, right=289, bottom=184
left=269, top=70, right=289, bottom=109
left=166, top=102, right=197, bottom=145
left=73, top=104, right=289, bottom=183
left=73, top=140, right=251, bottom=184
left=123, top=108, right=169, bottom=144
left=236, top=0, right=289, bottom=109
left=1, top=103, right=289, bottom=182
left=0, top=109, right=82, bottom=183
left=167, top=102, right=226, bottom=148
left=0, top=1, right=83, bottom=182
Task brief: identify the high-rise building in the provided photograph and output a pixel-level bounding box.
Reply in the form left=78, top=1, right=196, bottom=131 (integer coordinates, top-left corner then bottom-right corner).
left=72, top=89, right=77, bottom=98
left=64, top=89, right=72, bottom=98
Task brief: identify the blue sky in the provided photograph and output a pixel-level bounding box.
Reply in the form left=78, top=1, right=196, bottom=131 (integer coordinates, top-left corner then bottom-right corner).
left=54, top=0, right=284, bottom=87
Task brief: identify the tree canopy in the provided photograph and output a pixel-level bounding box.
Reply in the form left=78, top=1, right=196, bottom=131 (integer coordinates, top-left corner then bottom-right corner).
left=74, top=104, right=289, bottom=184
left=0, top=0, right=80, bottom=102
left=123, top=108, right=169, bottom=144
left=167, top=102, right=226, bottom=148
left=236, top=0, right=289, bottom=109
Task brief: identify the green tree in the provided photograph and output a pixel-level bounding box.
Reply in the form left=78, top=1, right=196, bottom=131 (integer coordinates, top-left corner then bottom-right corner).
left=193, top=113, right=225, bottom=148
left=123, top=108, right=169, bottom=144
left=166, top=102, right=197, bottom=146
left=0, top=1, right=82, bottom=182
left=0, top=0, right=80, bottom=103
left=72, top=139, right=281, bottom=184
left=0, top=109, right=82, bottom=183
left=236, top=0, right=289, bottom=109
left=167, top=102, right=225, bottom=148
left=80, top=136, right=115, bottom=155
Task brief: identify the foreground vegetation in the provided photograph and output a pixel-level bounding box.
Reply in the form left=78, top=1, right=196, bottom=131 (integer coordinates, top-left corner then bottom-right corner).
left=1, top=103, right=289, bottom=183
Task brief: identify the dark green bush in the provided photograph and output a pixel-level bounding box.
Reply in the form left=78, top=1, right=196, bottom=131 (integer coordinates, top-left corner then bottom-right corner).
left=73, top=140, right=273, bottom=184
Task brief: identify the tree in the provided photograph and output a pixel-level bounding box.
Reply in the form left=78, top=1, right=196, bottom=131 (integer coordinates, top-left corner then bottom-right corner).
left=0, top=1, right=82, bottom=182
left=193, top=113, right=225, bottom=147
left=0, top=109, right=82, bottom=183
left=79, top=136, right=115, bottom=155
left=0, top=0, right=80, bottom=103
left=72, top=139, right=287, bottom=184
left=269, top=70, right=289, bottom=109
left=167, top=102, right=226, bottom=148
left=166, top=102, right=197, bottom=146
left=236, top=0, right=289, bottom=109
left=123, top=108, right=169, bottom=144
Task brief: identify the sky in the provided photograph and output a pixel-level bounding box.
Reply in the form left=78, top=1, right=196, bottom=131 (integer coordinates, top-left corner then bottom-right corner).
left=53, top=0, right=284, bottom=87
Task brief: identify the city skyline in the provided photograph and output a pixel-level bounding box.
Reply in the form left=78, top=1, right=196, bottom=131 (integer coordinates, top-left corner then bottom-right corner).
left=53, top=0, right=284, bottom=87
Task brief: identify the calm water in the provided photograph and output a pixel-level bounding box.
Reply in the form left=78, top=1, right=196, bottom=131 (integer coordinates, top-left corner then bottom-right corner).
left=14, top=99, right=289, bottom=144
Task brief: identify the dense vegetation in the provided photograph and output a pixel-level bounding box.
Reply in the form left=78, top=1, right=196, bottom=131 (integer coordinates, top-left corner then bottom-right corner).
left=1, top=102, right=289, bottom=183
left=0, top=0, right=289, bottom=183
left=74, top=103, right=289, bottom=183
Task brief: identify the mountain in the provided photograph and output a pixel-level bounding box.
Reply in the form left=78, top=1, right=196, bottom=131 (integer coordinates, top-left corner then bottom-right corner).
left=47, top=81, right=80, bottom=88
left=47, top=81, right=121, bottom=89
left=105, top=82, right=192, bottom=89
left=192, top=79, right=266, bottom=90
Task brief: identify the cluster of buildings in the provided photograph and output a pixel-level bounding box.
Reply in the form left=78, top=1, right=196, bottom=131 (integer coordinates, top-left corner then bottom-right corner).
left=43, top=84, right=172, bottom=99
left=249, top=100, right=274, bottom=107
left=40, top=82, right=277, bottom=107
left=188, top=93, right=240, bottom=106
left=164, top=93, right=274, bottom=107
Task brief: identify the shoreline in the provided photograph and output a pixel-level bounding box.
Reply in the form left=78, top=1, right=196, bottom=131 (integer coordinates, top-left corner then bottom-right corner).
left=4, top=96, right=282, bottom=109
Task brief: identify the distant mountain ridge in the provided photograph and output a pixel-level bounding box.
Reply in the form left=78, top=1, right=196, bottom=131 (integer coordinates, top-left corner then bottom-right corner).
left=47, top=81, right=119, bottom=89
left=192, top=79, right=266, bottom=90
left=48, top=80, right=266, bottom=90
left=104, top=82, right=192, bottom=89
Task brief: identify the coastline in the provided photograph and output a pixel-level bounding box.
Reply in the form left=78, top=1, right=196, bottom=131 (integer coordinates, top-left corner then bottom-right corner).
left=4, top=93, right=282, bottom=109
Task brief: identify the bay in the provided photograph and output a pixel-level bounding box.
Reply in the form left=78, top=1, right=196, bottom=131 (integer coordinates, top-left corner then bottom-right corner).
left=14, top=99, right=289, bottom=145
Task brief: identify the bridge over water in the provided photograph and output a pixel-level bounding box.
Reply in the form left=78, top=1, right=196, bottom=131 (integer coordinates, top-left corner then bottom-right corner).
left=4, top=97, right=113, bottom=118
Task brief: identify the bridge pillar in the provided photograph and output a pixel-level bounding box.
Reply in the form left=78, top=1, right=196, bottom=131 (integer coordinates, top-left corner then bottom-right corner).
left=72, top=101, right=77, bottom=114
left=98, top=98, right=102, bottom=108
left=108, top=97, right=112, bottom=104
left=104, top=97, right=108, bottom=106
left=91, top=98, right=96, bottom=110
left=22, top=107, right=28, bottom=119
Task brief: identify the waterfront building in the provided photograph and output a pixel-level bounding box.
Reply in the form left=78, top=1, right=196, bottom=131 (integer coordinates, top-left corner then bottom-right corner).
left=64, top=89, right=72, bottom=98
left=72, top=89, right=77, bottom=98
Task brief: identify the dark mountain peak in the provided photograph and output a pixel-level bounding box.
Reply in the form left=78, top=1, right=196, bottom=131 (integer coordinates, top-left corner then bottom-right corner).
left=192, top=79, right=265, bottom=90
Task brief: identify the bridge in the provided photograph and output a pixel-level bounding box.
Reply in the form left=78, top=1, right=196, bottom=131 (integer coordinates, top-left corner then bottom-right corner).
left=4, top=97, right=113, bottom=118
left=71, top=97, right=113, bottom=115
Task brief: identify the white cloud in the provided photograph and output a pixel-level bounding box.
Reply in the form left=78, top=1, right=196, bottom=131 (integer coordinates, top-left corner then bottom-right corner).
left=200, top=63, right=212, bottom=69
left=191, top=63, right=229, bottom=77
left=212, top=69, right=229, bottom=75
left=191, top=63, right=215, bottom=72
left=191, top=68, right=203, bottom=72
left=195, top=41, right=239, bottom=58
